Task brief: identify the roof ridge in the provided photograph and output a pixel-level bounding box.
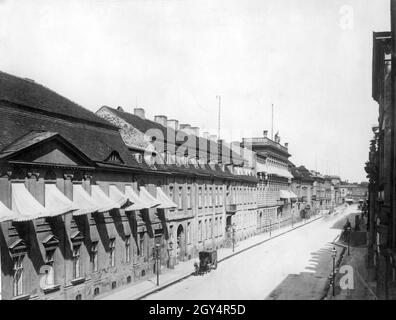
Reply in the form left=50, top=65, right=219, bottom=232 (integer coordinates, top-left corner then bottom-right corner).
left=0, top=70, right=118, bottom=129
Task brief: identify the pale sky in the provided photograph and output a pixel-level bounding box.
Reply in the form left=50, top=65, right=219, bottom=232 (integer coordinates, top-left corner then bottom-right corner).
left=0, top=0, right=390, bottom=182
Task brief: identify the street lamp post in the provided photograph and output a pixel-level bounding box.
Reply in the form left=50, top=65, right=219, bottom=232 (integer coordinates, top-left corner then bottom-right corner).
left=292, top=212, right=294, bottom=229
left=331, top=247, right=337, bottom=297
left=155, top=244, right=160, bottom=286
left=347, top=226, right=351, bottom=256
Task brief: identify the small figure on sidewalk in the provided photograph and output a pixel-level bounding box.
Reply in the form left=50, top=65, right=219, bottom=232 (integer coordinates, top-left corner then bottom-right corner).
left=342, top=218, right=352, bottom=241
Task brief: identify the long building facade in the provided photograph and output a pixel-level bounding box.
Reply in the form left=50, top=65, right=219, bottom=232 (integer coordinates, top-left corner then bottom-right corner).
left=0, top=70, right=348, bottom=300
left=366, top=10, right=396, bottom=298
left=0, top=72, right=259, bottom=300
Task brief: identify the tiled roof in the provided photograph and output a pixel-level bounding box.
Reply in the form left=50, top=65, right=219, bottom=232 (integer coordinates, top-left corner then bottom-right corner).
left=97, top=106, right=243, bottom=164
left=0, top=72, right=141, bottom=169
left=291, top=165, right=314, bottom=181
left=0, top=71, right=115, bottom=128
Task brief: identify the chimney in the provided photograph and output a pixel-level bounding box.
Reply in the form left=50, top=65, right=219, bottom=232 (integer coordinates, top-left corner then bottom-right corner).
left=190, top=126, right=200, bottom=137
left=167, top=119, right=179, bottom=131
left=285, top=142, right=289, bottom=148
left=263, top=130, right=268, bottom=138
left=202, top=132, right=210, bottom=139
left=117, top=106, right=124, bottom=112
left=179, top=124, right=191, bottom=135
left=154, top=115, right=167, bottom=127
left=209, top=134, right=218, bottom=142
left=134, top=108, right=145, bottom=119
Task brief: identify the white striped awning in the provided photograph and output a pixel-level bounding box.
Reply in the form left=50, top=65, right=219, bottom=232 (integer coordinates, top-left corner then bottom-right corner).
left=45, top=184, right=78, bottom=217
left=124, top=186, right=147, bottom=211
left=139, top=187, right=161, bottom=208
left=11, top=183, right=49, bottom=221
left=288, top=191, right=298, bottom=199
left=279, top=190, right=290, bottom=199
left=109, top=185, right=129, bottom=207
left=91, top=185, right=120, bottom=213
left=156, top=187, right=178, bottom=209
left=0, top=200, right=18, bottom=223
left=72, top=185, right=98, bottom=216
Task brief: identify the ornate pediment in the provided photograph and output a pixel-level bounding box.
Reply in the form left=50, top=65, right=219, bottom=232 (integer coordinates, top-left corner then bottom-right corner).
left=70, top=230, right=84, bottom=245
left=42, top=234, right=60, bottom=249
left=1, top=131, right=95, bottom=168
left=9, top=238, right=29, bottom=256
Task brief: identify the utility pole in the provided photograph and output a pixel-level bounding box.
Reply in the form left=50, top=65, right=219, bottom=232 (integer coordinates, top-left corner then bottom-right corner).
left=216, top=95, right=221, bottom=139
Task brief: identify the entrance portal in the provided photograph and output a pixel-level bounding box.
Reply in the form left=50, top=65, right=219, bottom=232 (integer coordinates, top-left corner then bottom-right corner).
left=176, top=224, right=185, bottom=261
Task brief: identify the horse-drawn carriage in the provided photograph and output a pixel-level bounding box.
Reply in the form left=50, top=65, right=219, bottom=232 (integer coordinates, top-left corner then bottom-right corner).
left=194, top=250, right=218, bottom=275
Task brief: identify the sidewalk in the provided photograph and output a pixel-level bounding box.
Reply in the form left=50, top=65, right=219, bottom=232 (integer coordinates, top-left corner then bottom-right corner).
left=325, top=209, right=378, bottom=300
left=325, top=245, right=377, bottom=300
left=99, top=210, right=332, bottom=300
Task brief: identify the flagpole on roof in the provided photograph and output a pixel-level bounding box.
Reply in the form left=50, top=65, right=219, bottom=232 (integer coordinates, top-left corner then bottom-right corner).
left=271, top=103, right=274, bottom=140
left=216, top=95, right=221, bottom=140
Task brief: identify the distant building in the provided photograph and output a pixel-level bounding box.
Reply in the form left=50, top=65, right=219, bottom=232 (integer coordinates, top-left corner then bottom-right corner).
left=340, top=182, right=368, bottom=203
left=241, top=131, right=296, bottom=233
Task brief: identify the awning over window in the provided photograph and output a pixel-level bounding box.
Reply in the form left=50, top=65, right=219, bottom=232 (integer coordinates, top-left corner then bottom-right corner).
left=139, top=187, right=161, bottom=208
left=279, top=190, right=290, bottom=199
left=0, top=199, right=18, bottom=223
left=156, top=187, right=178, bottom=209
left=280, top=190, right=298, bottom=199
left=45, top=184, right=78, bottom=217
left=72, top=185, right=98, bottom=216
left=11, top=183, right=49, bottom=221
left=289, top=191, right=298, bottom=199
left=91, top=185, right=120, bottom=213
left=124, top=186, right=147, bottom=211
left=109, top=185, right=129, bottom=207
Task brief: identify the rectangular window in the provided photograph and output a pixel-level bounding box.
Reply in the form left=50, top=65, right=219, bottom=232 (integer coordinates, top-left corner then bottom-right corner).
left=215, top=218, right=218, bottom=237
left=209, top=219, right=212, bottom=238
left=45, top=249, right=55, bottom=287
left=198, top=220, right=202, bottom=241
left=187, top=222, right=191, bottom=244
left=198, top=187, right=202, bottom=207
left=109, top=239, right=116, bottom=267
left=187, top=187, right=191, bottom=208
left=169, top=185, right=174, bottom=201
left=72, top=245, right=81, bottom=279
left=125, top=236, right=131, bottom=263
left=178, top=186, right=183, bottom=208
left=13, top=255, right=24, bottom=297
left=91, top=242, right=98, bottom=272
left=204, top=187, right=208, bottom=207
left=209, top=188, right=213, bottom=207
left=139, top=233, right=145, bottom=257
left=219, top=217, right=223, bottom=236
left=205, top=219, right=208, bottom=239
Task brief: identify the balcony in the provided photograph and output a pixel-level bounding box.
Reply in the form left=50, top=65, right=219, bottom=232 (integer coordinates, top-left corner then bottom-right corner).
left=242, top=137, right=288, bottom=153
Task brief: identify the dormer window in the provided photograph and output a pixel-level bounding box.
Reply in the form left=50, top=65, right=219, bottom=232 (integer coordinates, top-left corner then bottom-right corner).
left=134, top=153, right=143, bottom=163
left=105, top=151, right=124, bottom=164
